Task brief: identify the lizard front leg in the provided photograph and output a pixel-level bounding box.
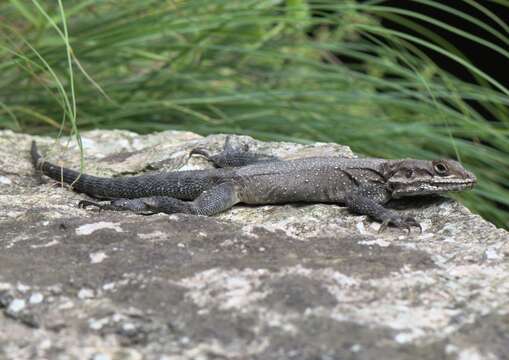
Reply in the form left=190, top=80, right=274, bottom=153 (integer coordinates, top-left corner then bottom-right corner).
left=191, top=136, right=279, bottom=168
left=344, top=192, right=421, bottom=233
left=79, top=182, right=240, bottom=216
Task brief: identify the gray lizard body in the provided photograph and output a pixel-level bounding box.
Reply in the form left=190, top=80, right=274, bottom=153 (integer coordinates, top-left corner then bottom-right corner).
left=31, top=137, right=476, bottom=231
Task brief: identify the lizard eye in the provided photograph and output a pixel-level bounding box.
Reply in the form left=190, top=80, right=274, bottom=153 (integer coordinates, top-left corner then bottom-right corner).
left=434, top=162, right=449, bottom=176
left=405, top=169, right=413, bottom=178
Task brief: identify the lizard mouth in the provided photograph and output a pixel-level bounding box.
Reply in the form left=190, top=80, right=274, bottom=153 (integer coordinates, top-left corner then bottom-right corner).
left=392, top=178, right=476, bottom=197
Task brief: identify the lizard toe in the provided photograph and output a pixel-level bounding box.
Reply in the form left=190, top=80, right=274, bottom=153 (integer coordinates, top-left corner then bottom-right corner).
left=404, top=216, right=422, bottom=233
left=78, top=200, right=101, bottom=210
left=378, top=219, right=390, bottom=233
left=189, top=147, right=211, bottom=159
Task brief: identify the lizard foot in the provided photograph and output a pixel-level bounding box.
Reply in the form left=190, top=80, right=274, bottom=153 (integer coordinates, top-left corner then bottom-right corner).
left=378, top=215, right=422, bottom=234
left=78, top=199, right=157, bottom=215
left=190, top=136, right=239, bottom=159
left=78, top=199, right=152, bottom=213
left=78, top=200, right=108, bottom=212
left=189, top=147, right=212, bottom=158
left=78, top=200, right=104, bottom=211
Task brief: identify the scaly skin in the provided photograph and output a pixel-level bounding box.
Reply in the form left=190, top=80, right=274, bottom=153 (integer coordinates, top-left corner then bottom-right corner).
left=31, top=138, right=476, bottom=232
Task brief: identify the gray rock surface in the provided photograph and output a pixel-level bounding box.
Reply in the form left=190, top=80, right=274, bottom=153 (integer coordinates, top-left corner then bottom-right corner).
left=0, top=129, right=508, bottom=360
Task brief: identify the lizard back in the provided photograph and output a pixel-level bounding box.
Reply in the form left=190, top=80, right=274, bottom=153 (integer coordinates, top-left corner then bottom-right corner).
left=233, top=157, right=390, bottom=204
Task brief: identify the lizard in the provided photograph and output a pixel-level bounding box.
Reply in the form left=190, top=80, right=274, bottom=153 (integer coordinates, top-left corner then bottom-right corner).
left=30, top=136, right=476, bottom=232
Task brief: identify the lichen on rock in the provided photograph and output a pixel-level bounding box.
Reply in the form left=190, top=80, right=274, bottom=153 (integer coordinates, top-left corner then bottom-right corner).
left=0, top=129, right=507, bottom=359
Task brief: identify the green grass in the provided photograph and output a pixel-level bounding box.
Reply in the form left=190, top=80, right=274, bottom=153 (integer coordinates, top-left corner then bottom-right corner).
left=0, top=0, right=508, bottom=228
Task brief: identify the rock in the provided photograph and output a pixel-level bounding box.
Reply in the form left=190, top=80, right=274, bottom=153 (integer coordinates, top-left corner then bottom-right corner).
left=0, top=129, right=507, bottom=359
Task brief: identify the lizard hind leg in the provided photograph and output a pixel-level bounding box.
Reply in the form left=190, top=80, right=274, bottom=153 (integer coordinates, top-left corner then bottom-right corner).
left=190, top=136, right=279, bottom=168
left=79, top=182, right=240, bottom=217
left=143, top=182, right=240, bottom=216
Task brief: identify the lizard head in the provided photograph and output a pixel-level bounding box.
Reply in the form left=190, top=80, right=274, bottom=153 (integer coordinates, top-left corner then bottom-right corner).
left=386, top=159, right=477, bottom=198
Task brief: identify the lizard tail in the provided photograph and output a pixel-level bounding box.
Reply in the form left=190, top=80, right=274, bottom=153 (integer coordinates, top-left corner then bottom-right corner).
left=30, top=141, right=87, bottom=191
left=30, top=141, right=156, bottom=200
left=29, top=141, right=212, bottom=200
left=31, top=140, right=43, bottom=168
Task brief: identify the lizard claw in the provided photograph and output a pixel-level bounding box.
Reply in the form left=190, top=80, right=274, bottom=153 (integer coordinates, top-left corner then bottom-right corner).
left=379, top=219, right=390, bottom=233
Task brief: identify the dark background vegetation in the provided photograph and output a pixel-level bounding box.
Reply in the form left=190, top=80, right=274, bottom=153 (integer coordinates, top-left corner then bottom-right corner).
left=382, top=1, right=508, bottom=85
left=379, top=0, right=509, bottom=118
left=0, top=0, right=508, bottom=228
